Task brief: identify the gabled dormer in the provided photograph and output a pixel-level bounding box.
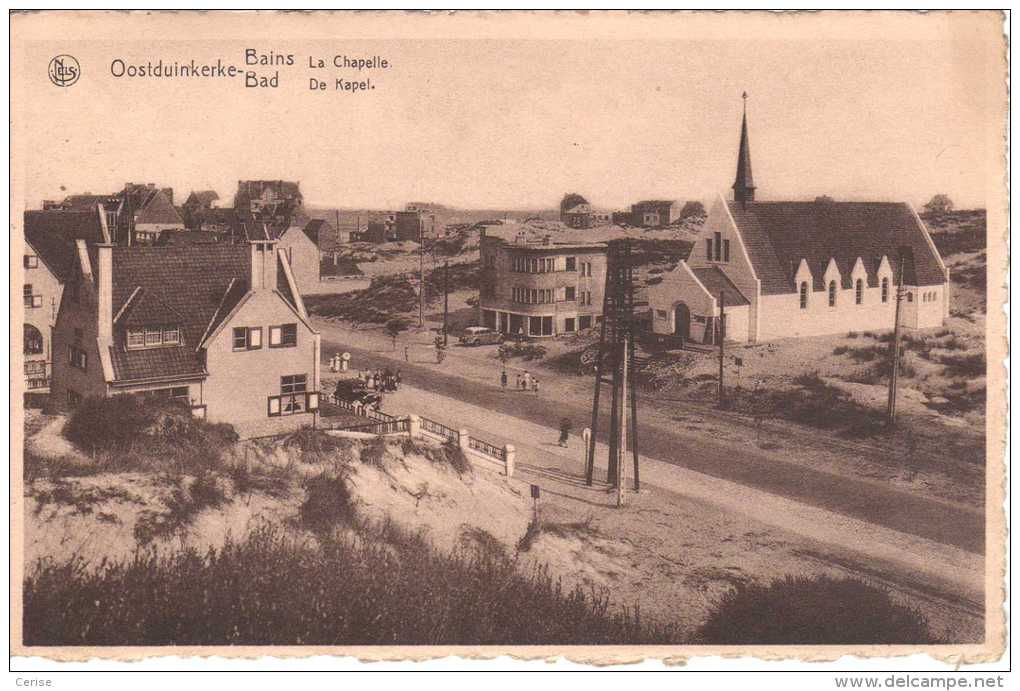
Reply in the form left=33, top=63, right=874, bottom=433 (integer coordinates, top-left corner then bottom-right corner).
left=794, top=258, right=813, bottom=309
left=822, top=257, right=842, bottom=307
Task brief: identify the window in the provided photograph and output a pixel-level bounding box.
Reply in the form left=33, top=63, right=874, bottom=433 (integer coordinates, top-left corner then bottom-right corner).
left=67, top=390, right=82, bottom=408
left=855, top=279, right=864, bottom=305
left=564, top=318, right=576, bottom=333
left=233, top=326, right=262, bottom=350
left=828, top=281, right=837, bottom=307
left=24, top=255, right=38, bottom=269
left=881, top=278, right=889, bottom=303
left=24, top=325, right=44, bottom=355
left=269, top=375, right=315, bottom=417
left=723, top=239, right=730, bottom=262
left=23, top=284, right=41, bottom=309
left=906, top=292, right=913, bottom=303
left=705, top=238, right=712, bottom=260
left=579, top=315, right=592, bottom=330
left=269, top=323, right=297, bottom=347
left=127, top=330, right=145, bottom=349
left=281, top=374, right=307, bottom=394
left=714, top=232, right=722, bottom=261
left=565, top=286, right=576, bottom=301
left=69, top=345, right=87, bottom=370
left=144, top=327, right=162, bottom=346
left=799, top=282, right=808, bottom=309
left=565, top=257, right=577, bottom=272
left=163, top=327, right=180, bottom=345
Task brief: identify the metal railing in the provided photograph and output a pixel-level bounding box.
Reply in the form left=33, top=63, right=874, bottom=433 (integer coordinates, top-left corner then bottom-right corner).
left=421, top=416, right=458, bottom=441
left=329, top=418, right=409, bottom=435
left=468, top=436, right=505, bottom=461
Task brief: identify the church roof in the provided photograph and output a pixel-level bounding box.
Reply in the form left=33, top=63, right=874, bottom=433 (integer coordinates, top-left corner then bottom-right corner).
left=726, top=201, right=947, bottom=295
left=691, top=266, right=750, bottom=306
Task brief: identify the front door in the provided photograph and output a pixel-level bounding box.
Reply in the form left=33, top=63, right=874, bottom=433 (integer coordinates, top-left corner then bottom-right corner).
left=674, top=303, right=691, bottom=341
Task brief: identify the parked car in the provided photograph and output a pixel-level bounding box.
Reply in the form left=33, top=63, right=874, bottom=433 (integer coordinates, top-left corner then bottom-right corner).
left=332, top=378, right=382, bottom=409
left=458, top=326, right=504, bottom=346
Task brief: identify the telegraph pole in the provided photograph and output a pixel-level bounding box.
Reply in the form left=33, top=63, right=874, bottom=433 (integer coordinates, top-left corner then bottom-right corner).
left=887, top=250, right=906, bottom=425
left=418, top=220, right=425, bottom=328
left=443, top=260, right=450, bottom=347
left=718, top=290, right=726, bottom=407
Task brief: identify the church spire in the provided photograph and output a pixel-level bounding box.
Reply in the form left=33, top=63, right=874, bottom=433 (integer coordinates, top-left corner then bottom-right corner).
left=732, top=91, right=756, bottom=206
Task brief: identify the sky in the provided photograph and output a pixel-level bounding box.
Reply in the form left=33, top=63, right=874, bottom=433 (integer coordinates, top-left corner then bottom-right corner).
left=12, top=14, right=1004, bottom=212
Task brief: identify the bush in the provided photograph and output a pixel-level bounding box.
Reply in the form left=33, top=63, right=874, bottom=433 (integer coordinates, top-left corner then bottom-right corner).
left=64, top=395, right=236, bottom=474
left=299, top=472, right=357, bottom=533
left=64, top=394, right=160, bottom=451
left=697, top=575, right=936, bottom=644
left=497, top=342, right=548, bottom=362
left=23, top=522, right=680, bottom=645
left=939, top=352, right=986, bottom=378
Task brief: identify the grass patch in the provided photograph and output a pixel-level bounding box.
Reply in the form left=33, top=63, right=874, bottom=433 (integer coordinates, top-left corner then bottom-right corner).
left=697, top=575, right=936, bottom=644
left=938, top=352, right=986, bottom=378
left=23, top=521, right=679, bottom=645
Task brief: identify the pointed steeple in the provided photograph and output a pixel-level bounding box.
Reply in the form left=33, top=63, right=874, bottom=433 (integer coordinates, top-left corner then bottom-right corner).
left=732, top=92, right=756, bottom=205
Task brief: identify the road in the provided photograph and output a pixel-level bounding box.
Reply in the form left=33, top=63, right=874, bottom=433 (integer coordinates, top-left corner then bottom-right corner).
left=319, top=331, right=985, bottom=555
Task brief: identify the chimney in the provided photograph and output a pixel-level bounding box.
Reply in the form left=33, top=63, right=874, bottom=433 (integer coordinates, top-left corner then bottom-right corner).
left=96, top=242, right=114, bottom=346
left=248, top=227, right=280, bottom=291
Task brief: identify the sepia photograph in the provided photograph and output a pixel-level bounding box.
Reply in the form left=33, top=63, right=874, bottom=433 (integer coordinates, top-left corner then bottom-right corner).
left=8, top=9, right=1009, bottom=675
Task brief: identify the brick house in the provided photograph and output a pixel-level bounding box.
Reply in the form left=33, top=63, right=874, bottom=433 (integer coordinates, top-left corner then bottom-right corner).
left=478, top=227, right=607, bottom=338
left=22, top=207, right=110, bottom=392
left=648, top=101, right=949, bottom=344
left=50, top=238, right=321, bottom=435
left=116, top=183, right=185, bottom=245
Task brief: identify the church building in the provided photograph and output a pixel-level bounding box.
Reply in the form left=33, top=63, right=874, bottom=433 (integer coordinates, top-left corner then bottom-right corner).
left=648, top=96, right=950, bottom=344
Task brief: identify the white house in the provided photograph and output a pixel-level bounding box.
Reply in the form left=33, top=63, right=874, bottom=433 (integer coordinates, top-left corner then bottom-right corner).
left=648, top=100, right=950, bottom=344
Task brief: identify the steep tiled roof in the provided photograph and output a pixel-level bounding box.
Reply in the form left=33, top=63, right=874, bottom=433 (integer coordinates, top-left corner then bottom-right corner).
left=726, top=201, right=946, bottom=295
left=691, top=266, right=750, bottom=306
left=108, top=244, right=250, bottom=383
left=135, top=189, right=184, bottom=226
left=24, top=210, right=107, bottom=282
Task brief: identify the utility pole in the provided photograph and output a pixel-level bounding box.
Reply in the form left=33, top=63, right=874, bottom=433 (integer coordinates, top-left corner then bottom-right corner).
left=718, top=290, right=726, bottom=407
left=443, top=260, right=450, bottom=347
left=418, top=220, right=425, bottom=328
left=887, top=250, right=906, bottom=425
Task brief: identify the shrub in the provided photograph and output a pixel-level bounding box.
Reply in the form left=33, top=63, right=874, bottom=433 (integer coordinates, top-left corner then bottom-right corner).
left=697, top=575, right=936, bottom=644
left=939, top=352, right=986, bottom=378
left=497, top=342, right=547, bottom=362
left=427, top=438, right=472, bottom=475
left=64, top=394, right=159, bottom=451
left=133, top=472, right=227, bottom=544
left=299, top=471, right=357, bottom=533
left=360, top=436, right=389, bottom=469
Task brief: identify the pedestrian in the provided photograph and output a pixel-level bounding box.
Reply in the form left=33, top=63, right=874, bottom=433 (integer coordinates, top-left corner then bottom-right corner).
left=404, top=345, right=409, bottom=362
left=558, top=418, right=572, bottom=447
left=532, top=377, right=540, bottom=395
left=395, top=369, right=403, bottom=389
left=522, top=370, right=531, bottom=391
left=500, top=369, right=508, bottom=390
left=515, top=373, right=521, bottom=390
left=517, top=327, right=525, bottom=343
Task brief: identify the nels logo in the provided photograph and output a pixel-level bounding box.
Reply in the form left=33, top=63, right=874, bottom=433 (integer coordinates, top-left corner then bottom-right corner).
left=48, top=55, right=80, bottom=87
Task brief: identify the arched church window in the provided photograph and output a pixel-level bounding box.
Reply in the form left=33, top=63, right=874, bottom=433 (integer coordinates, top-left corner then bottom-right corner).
left=855, top=279, right=864, bottom=305
left=828, top=281, right=837, bottom=307
left=799, top=282, right=808, bottom=309
left=881, top=278, right=889, bottom=303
